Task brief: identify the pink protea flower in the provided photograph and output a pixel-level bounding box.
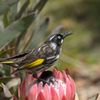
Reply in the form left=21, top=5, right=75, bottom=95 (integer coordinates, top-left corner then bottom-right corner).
left=14, top=68, right=76, bottom=100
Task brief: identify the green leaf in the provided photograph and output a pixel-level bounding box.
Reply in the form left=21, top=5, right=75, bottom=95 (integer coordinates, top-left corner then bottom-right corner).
left=15, top=0, right=30, bottom=20
left=14, top=30, right=27, bottom=52
left=0, top=47, right=14, bottom=57
left=0, top=21, right=4, bottom=33
left=0, top=12, right=36, bottom=51
left=3, top=10, right=9, bottom=28
left=0, top=83, right=13, bottom=98
left=0, top=0, right=48, bottom=51
left=10, top=3, right=18, bottom=23
left=13, top=97, right=18, bottom=100
left=16, top=0, right=49, bottom=51
left=30, top=0, right=48, bottom=14
left=0, top=76, right=15, bottom=84
left=31, top=0, right=38, bottom=11
left=29, top=17, right=49, bottom=49
left=0, top=0, right=19, bottom=15
left=21, top=15, right=40, bottom=51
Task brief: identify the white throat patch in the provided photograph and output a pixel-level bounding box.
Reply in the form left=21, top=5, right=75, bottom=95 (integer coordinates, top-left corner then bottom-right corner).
left=61, top=39, right=63, bottom=43
left=50, top=43, right=57, bottom=50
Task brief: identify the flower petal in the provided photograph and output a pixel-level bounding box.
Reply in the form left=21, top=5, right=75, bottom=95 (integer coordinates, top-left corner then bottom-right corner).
left=61, top=95, right=66, bottom=100
left=59, top=83, right=64, bottom=100
left=25, top=74, right=32, bottom=86
left=66, top=78, right=71, bottom=100
left=25, top=96, right=29, bottom=100
left=53, top=69, right=58, bottom=78
left=20, top=79, right=26, bottom=100
left=30, top=74, right=34, bottom=82
left=37, top=82, right=43, bottom=95
left=13, top=97, right=18, bottom=100
left=50, top=85, right=59, bottom=100
left=26, top=79, right=37, bottom=95
left=37, top=91, right=45, bottom=100
left=69, top=75, right=76, bottom=98
left=18, top=85, right=20, bottom=99
left=43, top=84, right=51, bottom=100
left=27, top=84, right=37, bottom=100
left=62, top=70, right=68, bottom=83
left=57, top=71, right=64, bottom=81
left=72, top=94, right=75, bottom=100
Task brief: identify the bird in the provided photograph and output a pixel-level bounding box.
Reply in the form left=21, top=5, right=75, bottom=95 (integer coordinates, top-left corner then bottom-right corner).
left=0, top=31, right=72, bottom=78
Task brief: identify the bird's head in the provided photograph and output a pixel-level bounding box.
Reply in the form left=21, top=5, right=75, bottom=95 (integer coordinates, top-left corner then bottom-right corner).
left=44, top=31, right=73, bottom=46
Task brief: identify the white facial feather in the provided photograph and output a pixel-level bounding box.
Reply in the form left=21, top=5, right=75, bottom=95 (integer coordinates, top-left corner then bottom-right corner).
left=58, top=36, right=61, bottom=39
left=50, top=43, right=57, bottom=50
left=50, top=35, right=55, bottom=41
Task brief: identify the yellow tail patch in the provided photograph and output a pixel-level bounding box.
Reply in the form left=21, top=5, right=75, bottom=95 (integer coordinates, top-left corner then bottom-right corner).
left=0, top=61, right=14, bottom=63
left=20, top=59, right=44, bottom=69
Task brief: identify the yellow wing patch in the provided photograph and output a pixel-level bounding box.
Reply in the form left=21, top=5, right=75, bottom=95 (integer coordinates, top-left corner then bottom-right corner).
left=20, top=59, right=44, bottom=69
left=0, top=61, right=14, bottom=63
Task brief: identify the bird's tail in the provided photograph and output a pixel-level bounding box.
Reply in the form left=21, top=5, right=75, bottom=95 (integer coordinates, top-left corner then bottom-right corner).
left=0, top=58, right=7, bottom=62
left=0, top=58, right=13, bottom=63
left=0, top=58, right=18, bottom=68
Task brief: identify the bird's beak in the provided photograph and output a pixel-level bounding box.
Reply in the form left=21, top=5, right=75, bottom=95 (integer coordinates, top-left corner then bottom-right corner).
left=63, top=31, right=73, bottom=39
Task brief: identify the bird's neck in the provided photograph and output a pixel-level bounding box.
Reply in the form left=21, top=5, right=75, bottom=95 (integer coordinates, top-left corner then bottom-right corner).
left=50, top=42, right=57, bottom=50
left=50, top=42, right=62, bottom=53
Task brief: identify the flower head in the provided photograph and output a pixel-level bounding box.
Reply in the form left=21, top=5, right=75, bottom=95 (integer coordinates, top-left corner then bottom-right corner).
left=16, top=68, right=76, bottom=100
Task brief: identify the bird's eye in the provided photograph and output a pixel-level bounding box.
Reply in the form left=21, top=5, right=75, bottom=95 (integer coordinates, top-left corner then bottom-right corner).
left=58, top=36, right=61, bottom=39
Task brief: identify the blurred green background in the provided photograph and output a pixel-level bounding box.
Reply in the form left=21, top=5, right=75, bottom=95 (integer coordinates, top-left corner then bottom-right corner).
left=41, top=0, right=100, bottom=70
left=42, top=1, right=100, bottom=99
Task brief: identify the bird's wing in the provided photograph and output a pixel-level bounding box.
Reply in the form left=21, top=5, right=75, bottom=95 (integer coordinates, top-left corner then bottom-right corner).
left=17, top=44, right=54, bottom=69
left=0, top=49, right=32, bottom=67
left=17, top=46, right=46, bottom=69
left=0, top=44, right=56, bottom=69
left=8, top=49, right=32, bottom=62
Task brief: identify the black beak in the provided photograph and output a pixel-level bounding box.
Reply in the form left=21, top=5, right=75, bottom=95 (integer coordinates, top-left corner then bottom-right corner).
left=63, top=31, right=73, bottom=39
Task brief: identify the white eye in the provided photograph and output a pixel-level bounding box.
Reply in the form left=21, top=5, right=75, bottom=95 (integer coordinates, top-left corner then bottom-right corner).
left=58, top=36, right=61, bottom=39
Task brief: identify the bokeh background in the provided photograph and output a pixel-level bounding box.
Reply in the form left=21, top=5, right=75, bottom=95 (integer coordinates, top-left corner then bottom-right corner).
left=41, top=0, right=100, bottom=99
left=0, top=0, right=100, bottom=99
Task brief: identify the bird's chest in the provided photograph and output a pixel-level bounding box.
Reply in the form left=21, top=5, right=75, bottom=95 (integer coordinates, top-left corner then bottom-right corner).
left=50, top=43, right=61, bottom=54
left=37, top=43, right=61, bottom=59
left=50, top=43, right=57, bottom=50
left=45, top=43, right=61, bottom=61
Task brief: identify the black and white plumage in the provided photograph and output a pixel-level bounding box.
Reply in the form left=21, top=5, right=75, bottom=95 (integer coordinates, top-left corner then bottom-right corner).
left=0, top=31, right=72, bottom=78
